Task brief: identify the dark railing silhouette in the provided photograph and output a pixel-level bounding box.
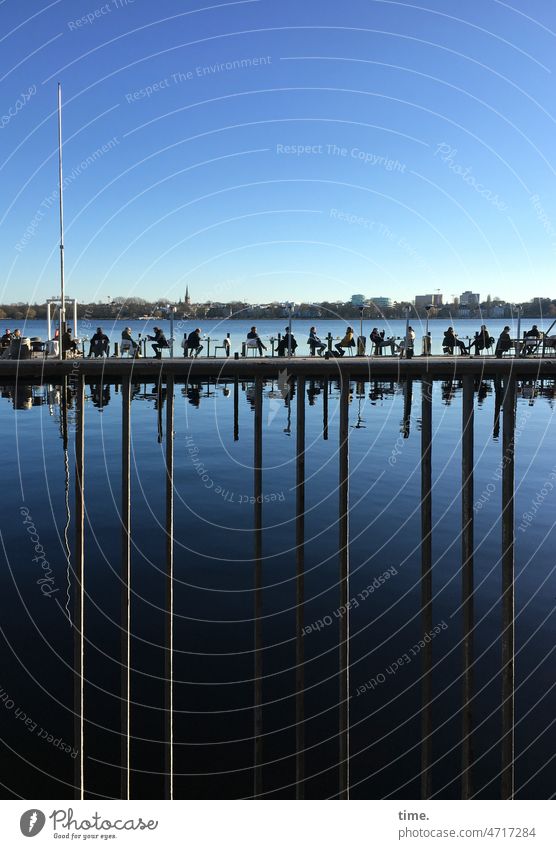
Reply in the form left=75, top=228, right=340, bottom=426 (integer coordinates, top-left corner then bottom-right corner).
left=3, top=356, right=545, bottom=800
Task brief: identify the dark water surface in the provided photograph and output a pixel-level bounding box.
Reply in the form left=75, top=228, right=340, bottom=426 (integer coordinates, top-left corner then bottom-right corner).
left=0, top=376, right=555, bottom=799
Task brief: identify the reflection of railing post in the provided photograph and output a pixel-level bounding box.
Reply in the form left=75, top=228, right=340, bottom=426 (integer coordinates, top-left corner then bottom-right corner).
left=234, top=375, right=239, bottom=442
left=121, top=376, right=131, bottom=800
left=74, top=374, right=85, bottom=800
left=323, top=378, right=329, bottom=440
left=461, top=375, right=474, bottom=799
left=295, top=376, right=305, bottom=798
left=501, top=378, right=516, bottom=799
left=338, top=376, right=349, bottom=799
left=421, top=376, right=432, bottom=800
left=402, top=378, right=413, bottom=439
left=164, top=375, right=175, bottom=800
left=253, top=377, right=263, bottom=797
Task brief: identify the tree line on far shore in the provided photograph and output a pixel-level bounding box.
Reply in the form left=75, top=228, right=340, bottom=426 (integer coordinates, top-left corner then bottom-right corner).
left=0, top=297, right=555, bottom=322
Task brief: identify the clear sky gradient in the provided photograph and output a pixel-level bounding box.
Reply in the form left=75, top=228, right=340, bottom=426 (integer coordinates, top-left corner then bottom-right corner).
left=1, top=0, right=555, bottom=305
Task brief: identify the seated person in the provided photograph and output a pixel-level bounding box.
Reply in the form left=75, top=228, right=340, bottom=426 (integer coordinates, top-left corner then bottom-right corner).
left=121, top=327, right=138, bottom=354
left=495, top=326, right=512, bottom=357
left=5, top=328, right=23, bottom=359
left=397, top=327, right=416, bottom=356
left=335, top=327, right=355, bottom=356
left=277, top=328, right=297, bottom=356
left=1, top=328, right=11, bottom=349
left=62, top=327, right=79, bottom=355
left=88, top=327, right=109, bottom=358
left=185, top=328, right=203, bottom=358
left=147, top=327, right=169, bottom=359
left=247, top=326, right=267, bottom=355
left=370, top=327, right=396, bottom=354
left=469, top=325, right=493, bottom=356
left=523, top=324, right=541, bottom=354
left=308, top=326, right=326, bottom=356
left=442, top=327, right=467, bottom=355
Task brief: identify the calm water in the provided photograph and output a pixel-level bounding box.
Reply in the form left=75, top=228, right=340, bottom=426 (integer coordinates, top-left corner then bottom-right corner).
left=0, top=375, right=555, bottom=799
left=7, top=317, right=552, bottom=356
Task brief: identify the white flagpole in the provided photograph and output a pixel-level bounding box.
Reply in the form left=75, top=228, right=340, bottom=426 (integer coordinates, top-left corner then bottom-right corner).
left=58, top=82, right=65, bottom=359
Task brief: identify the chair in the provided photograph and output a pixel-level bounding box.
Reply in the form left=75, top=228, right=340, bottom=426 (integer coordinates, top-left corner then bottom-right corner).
left=541, top=336, right=556, bottom=357
left=522, top=335, right=541, bottom=357
left=373, top=337, right=397, bottom=356
left=308, top=339, right=326, bottom=357
left=245, top=338, right=260, bottom=357
left=336, top=340, right=356, bottom=357
left=470, top=338, right=493, bottom=356
left=213, top=339, right=231, bottom=357
left=92, top=341, right=110, bottom=358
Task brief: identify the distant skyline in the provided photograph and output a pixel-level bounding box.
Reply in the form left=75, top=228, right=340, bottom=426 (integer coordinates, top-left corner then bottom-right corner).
left=1, top=1, right=556, bottom=305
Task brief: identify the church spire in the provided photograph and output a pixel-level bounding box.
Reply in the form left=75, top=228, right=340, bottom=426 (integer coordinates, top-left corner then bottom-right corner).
left=185, top=285, right=191, bottom=306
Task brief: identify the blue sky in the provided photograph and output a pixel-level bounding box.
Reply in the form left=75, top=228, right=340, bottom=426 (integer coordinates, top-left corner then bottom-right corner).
left=1, top=0, right=555, bottom=305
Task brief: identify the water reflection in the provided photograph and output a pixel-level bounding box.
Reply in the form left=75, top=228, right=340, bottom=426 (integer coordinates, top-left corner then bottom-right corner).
left=3, top=376, right=556, bottom=430
left=1, top=376, right=555, bottom=799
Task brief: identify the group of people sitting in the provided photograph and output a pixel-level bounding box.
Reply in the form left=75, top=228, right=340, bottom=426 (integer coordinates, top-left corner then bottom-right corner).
left=4, top=321, right=553, bottom=362
left=246, top=325, right=416, bottom=358
left=442, top=324, right=548, bottom=357
left=1, top=328, right=22, bottom=358
left=246, top=326, right=299, bottom=356
left=331, top=326, right=416, bottom=357
left=2, top=326, right=81, bottom=358
left=86, top=326, right=207, bottom=359
left=146, top=327, right=205, bottom=359
left=442, top=325, right=496, bottom=356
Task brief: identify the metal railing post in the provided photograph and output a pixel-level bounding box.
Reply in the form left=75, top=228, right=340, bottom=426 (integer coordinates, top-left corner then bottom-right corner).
left=295, top=376, right=306, bottom=798
left=501, top=378, right=516, bottom=799
left=338, top=376, right=350, bottom=799
left=253, top=377, right=263, bottom=796
left=121, top=376, right=131, bottom=799
left=164, top=375, right=175, bottom=799
left=461, top=375, right=475, bottom=798
left=421, top=376, right=433, bottom=799
left=74, top=375, right=85, bottom=800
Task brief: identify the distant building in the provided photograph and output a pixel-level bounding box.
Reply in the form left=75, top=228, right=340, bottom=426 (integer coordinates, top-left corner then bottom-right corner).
left=185, top=286, right=191, bottom=306
left=415, top=294, right=443, bottom=308
left=369, top=296, right=392, bottom=308
left=460, top=290, right=480, bottom=306
left=415, top=294, right=435, bottom=309
left=351, top=294, right=366, bottom=306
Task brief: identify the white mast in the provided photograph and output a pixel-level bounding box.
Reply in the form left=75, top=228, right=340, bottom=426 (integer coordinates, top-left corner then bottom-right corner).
left=57, top=82, right=65, bottom=358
